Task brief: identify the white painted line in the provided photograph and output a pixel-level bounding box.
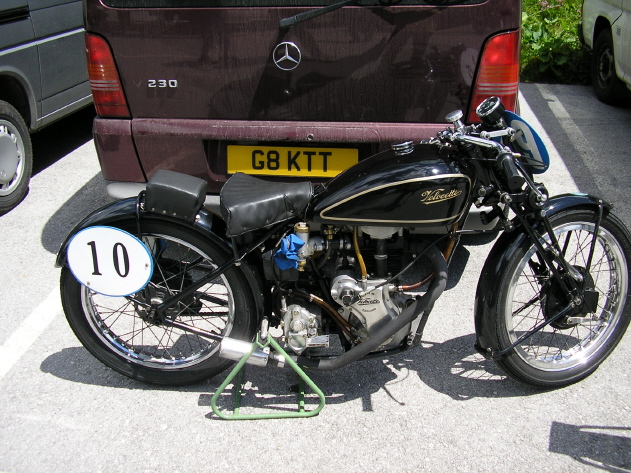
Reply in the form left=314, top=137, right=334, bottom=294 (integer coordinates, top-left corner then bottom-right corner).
left=535, top=84, right=601, bottom=193
left=0, top=287, right=62, bottom=381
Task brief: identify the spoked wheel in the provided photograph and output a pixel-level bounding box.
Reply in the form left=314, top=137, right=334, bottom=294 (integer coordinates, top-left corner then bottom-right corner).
left=492, top=210, right=631, bottom=388
left=61, top=219, right=257, bottom=385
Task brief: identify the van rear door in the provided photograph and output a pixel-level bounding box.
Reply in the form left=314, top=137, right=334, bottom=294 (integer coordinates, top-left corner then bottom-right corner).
left=91, top=0, right=519, bottom=123
left=86, top=0, right=521, bottom=194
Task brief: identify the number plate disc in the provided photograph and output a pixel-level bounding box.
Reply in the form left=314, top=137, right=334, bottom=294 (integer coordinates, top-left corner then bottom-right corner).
left=227, top=145, right=358, bottom=177
left=66, top=226, right=154, bottom=297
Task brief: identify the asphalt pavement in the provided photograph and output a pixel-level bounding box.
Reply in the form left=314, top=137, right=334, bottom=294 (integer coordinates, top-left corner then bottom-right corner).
left=0, top=85, right=630, bottom=473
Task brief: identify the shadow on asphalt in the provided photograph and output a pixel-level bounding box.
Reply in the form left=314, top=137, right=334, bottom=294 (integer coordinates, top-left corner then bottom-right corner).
left=40, top=333, right=537, bottom=406
left=549, top=422, right=631, bottom=472
left=29, top=104, right=110, bottom=254
left=40, top=173, right=109, bottom=254
left=32, top=106, right=96, bottom=176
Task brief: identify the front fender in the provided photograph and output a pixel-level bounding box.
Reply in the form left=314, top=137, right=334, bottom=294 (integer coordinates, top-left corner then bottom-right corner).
left=473, top=193, right=611, bottom=356
left=55, top=199, right=265, bottom=320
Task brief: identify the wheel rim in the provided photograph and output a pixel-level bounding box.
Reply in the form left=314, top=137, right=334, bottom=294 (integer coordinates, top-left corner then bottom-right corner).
left=597, top=47, right=615, bottom=90
left=81, top=233, right=236, bottom=369
left=0, top=119, right=25, bottom=196
left=505, top=222, right=628, bottom=371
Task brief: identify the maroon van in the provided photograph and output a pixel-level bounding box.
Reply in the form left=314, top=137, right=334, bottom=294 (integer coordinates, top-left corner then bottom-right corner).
left=84, top=0, right=521, bottom=215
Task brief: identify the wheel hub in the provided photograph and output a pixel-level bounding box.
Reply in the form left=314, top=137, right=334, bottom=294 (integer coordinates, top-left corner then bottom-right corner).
left=543, top=266, right=597, bottom=329
left=597, top=49, right=615, bottom=88
left=133, top=258, right=196, bottom=323
left=0, top=124, right=21, bottom=186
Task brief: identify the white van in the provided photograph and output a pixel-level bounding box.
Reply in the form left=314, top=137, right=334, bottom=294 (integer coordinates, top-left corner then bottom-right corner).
left=581, top=0, right=631, bottom=103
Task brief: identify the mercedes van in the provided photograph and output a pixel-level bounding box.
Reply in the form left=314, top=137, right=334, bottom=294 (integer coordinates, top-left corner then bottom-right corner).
left=84, top=0, right=522, bottom=213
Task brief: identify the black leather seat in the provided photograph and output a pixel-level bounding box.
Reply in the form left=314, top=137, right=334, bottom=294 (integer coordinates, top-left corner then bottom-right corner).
left=220, top=173, right=313, bottom=237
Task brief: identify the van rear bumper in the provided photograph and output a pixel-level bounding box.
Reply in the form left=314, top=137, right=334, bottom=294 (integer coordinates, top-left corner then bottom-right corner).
left=95, top=117, right=446, bottom=193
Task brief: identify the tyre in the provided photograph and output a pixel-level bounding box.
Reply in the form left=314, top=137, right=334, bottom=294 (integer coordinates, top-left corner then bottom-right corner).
left=0, top=100, right=32, bottom=215
left=60, top=219, right=258, bottom=385
left=591, top=29, right=627, bottom=104
left=490, top=209, right=631, bottom=388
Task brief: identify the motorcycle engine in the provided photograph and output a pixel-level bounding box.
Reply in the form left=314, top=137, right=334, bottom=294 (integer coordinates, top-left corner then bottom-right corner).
left=277, top=224, right=416, bottom=354
left=330, top=272, right=411, bottom=350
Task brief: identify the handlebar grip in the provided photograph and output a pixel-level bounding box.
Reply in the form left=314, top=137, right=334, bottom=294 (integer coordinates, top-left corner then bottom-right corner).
left=498, top=153, right=525, bottom=192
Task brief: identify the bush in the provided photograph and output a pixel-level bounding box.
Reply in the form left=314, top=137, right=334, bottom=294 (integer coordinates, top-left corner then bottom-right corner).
left=521, top=0, right=590, bottom=84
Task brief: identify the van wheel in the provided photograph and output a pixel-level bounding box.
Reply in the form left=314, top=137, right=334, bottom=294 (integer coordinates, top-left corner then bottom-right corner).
left=591, top=29, right=627, bottom=104
left=0, top=100, right=32, bottom=215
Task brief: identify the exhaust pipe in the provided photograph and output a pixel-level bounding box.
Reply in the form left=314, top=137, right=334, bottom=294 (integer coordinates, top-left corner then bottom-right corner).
left=219, top=337, right=286, bottom=368
left=218, top=244, right=448, bottom=371
left=295, top=244, right=447, bottom=370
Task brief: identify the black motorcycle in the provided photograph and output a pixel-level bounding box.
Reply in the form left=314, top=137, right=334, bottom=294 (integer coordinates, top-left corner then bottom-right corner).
left=56, top=97, right=631, bottom=390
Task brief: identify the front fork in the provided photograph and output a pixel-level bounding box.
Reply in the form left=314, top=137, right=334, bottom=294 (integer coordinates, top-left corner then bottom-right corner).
left=484, top=199, right=605, bottom=360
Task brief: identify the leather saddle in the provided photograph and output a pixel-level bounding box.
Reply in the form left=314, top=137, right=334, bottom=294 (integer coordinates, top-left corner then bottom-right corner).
left=220, top=173, right=313, bottom=237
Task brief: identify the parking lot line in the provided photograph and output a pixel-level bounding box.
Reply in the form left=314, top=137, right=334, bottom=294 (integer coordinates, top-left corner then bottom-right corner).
left=0, top=286, right=61, bottom=381
left=535, top=84, right=603, bottom=191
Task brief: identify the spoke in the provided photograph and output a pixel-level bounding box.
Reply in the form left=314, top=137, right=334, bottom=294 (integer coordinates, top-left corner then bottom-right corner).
left=197, top=293, right=229, bottom=306
left=503, top=218, right=627, bottom=374
left=83, top=231, right=238, bottom=368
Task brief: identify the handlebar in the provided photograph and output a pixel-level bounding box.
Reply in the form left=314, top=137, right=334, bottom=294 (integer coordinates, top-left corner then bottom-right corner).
left=498, top=152, right=526, bottom=192
left=437, top=129, right=527, bottom=193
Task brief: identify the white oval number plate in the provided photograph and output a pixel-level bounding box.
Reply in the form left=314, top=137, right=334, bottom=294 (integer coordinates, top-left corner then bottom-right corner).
left=67, top=226, right=154, bottom=297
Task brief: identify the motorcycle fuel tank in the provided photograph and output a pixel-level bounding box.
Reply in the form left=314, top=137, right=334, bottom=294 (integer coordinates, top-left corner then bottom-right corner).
left=312, top=144, right=471, bottom=227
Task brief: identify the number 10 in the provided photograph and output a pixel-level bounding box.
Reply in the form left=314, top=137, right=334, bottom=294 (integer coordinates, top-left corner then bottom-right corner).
left=88, top=241, right=130, bottom=278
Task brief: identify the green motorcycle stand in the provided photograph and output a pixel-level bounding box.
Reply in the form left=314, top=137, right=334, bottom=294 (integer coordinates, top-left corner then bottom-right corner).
left=210, top=334, right=326, bottom=420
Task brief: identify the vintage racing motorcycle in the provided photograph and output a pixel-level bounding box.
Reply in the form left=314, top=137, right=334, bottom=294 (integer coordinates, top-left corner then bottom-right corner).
left=56, top=97, right=631, bottom=392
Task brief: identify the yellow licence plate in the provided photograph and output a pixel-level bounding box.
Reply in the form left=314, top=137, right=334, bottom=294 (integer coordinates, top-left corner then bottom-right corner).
left=227, top=145, right=358, bottom=178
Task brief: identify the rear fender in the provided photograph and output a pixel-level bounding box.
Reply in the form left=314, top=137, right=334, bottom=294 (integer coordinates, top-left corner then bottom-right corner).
left=473, top=193, right=611, bottom=356
left=55, top=198, right=265, bottom=321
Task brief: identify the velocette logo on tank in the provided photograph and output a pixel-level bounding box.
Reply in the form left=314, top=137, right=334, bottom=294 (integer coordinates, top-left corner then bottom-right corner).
left=420, top=188, right=463, bottom=204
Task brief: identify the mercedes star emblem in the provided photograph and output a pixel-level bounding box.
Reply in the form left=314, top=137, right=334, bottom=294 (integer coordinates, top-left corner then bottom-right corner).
left=273, top=42, right=301, bottom=71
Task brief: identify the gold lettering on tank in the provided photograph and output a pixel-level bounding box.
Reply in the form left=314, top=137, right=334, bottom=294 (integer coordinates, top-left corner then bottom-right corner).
left=420, top=188, right=463, bottom=204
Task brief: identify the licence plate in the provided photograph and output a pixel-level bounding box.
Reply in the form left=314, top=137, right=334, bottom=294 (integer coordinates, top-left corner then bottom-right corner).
left=227, top=145, right=358, bottom=178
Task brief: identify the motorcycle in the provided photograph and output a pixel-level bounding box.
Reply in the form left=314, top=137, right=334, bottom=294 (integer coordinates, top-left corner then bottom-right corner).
left=56, top=96, right=631, bottom=391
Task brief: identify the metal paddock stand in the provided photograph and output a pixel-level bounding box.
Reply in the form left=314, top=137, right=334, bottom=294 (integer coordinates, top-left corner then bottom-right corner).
left=210, top=334, right=326, bottom=420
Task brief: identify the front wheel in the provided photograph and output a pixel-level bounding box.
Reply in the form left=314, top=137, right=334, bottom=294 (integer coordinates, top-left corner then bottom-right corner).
left=60, top=219, right=258, bottom=385
left=490, top=209, right=631, bottom=388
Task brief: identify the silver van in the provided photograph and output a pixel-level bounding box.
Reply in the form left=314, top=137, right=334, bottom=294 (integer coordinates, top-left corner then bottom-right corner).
left=0, top=0, right=92, bottom=214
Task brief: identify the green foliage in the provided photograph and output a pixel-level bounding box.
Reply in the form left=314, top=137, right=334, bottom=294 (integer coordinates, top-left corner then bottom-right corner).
left=521, top=0, right=590, bottom=84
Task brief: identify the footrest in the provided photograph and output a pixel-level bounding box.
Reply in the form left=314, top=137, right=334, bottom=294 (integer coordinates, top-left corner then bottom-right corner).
left=210, top=335, right=326, bottom=420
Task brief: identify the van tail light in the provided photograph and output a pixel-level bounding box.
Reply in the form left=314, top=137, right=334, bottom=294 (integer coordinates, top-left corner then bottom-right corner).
left=85, top=33, right=130, bottom=118
left=468, top=30, right=520, bottom=123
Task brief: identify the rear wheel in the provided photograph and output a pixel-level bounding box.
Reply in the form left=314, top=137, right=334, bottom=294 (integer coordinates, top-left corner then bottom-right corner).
left=0, top=100, right=32, bottom=215
left=60, top=219, right=257, bottom=385
left=491, top=210, right=631, bottom=388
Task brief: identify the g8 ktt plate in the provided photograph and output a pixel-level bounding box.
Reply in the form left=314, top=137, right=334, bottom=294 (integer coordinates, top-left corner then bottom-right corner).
left=227, top=145, right=358, bottom=178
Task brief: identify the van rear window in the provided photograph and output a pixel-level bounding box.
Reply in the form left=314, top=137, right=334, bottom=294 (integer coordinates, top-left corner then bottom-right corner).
left=102, top=0, right=485, bottom=7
